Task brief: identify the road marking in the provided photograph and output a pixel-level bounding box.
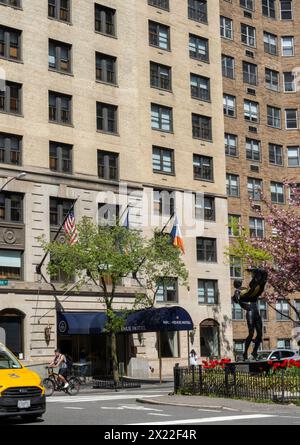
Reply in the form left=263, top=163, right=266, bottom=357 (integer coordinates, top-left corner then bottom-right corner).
left=147, top=413, right=172, bottom=417
left=198, top=409, right=223, bottom=413
left=129, top=414, right=276, bottom=425
left=64, top=407, right=84, bottom=410
left=100, top=405, right=163, bottom=412
left=47, top=394, right=164, bottom=404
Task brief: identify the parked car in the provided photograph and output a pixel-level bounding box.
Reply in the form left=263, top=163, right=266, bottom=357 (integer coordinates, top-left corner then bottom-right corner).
left=256, top=349, right=300, bottom=362
left=0, top=343, right=46, bottom=421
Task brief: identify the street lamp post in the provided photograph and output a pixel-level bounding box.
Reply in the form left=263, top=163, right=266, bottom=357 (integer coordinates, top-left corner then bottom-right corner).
left=0, top=172, right=27, bottom=193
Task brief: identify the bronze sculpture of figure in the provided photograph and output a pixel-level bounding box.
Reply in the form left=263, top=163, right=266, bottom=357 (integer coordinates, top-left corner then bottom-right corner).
left=233, top=268, right=268, bottom=361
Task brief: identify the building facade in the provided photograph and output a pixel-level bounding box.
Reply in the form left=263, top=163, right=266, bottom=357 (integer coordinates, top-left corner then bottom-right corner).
left=0, top=0, right=233, bottom=378
left=220, top=0, right=300, bottom=356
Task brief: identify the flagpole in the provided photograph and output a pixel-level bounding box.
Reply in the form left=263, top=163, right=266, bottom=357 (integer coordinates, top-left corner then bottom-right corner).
left=36, top=198, right=78, bottom=276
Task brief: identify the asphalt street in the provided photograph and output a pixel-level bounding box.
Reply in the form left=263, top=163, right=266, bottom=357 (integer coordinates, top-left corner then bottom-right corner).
left=1, top=385, right=300, bottom=426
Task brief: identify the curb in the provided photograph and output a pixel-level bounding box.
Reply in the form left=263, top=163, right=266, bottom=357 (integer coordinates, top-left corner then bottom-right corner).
left=136, top=398, right=239, bottom=412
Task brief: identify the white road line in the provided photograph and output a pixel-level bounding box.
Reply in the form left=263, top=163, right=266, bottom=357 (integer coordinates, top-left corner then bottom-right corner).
left=64, top=407, right=84, bottom=410
left=47, top=394, right=164, bottom=403
left=147, top=413, right=172, bottom=417
left=120, top=405, right=163, bottom=412
left=129, top=414, right=276, bottom=425
left=198, top=409, right=223, bottom=413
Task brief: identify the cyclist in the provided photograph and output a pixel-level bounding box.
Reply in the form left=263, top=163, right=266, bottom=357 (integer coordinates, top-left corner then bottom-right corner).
left=49, top=349, right=69, bottom=389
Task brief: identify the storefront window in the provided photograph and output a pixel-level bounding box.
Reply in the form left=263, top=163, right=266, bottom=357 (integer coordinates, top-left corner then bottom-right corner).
left=158, top=331, right=180, bottom=358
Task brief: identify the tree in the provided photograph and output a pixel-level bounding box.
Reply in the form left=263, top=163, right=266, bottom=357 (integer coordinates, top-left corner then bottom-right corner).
left=229, top=182, right=300, bottom=325
left=41, top=217, right=188, bottom=384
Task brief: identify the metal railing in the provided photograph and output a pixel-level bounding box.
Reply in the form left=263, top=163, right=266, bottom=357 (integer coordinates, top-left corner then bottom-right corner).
left=174, top=365, right=300, bottom=403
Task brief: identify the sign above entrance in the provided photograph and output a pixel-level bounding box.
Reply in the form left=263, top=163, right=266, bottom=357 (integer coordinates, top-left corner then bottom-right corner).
left=0, top=280, right=8, bottom=286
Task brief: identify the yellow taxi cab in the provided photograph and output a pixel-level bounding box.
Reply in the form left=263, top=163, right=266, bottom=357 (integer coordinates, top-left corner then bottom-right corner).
left=0, top=342, right=46, bottom=421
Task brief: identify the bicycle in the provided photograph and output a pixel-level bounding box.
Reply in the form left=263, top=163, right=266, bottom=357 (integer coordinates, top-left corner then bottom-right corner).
left=43, top=367, right=81, bottom=397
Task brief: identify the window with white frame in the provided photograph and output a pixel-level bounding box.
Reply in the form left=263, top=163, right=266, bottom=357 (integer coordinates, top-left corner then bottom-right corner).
left=222, top=55, right=235, bottom=79
left=264, top=32, right=277, bottom=55
left=241, top=24, right=256, bottom=47
left=230, top=256, right=243, bottom=279
left=269, top=144, right=283, bottom=165
left=283, top=72, right=296, bottom=92
left=227, top=174, right=240, bottom=197
left=262, top=0, right=276, bottom=18
left=244, top=100, right=259, bottom=122
left=287, top=146, right=300, bottom=167
left=271, top=181, right=285, bottom=204
left=243, top=62, right=258, bottom=85
left=276, top=300, right=290, bottom=321
left=246, top=138, right=261, bottom=161
left=265, top=68, right=279, bottom=91
left=249, top=217, right=264, bottom=238
left=248, top=177, right=263, bottom=200
left=267, top=106, right=281, bottom=128
left=223, top=94, right=236, bottom=117
left=220, top=16, right=233, bottom=40
left=281, top=36, right=294, bottom=56
left=225, top=133, right=238, bottom=157
left=285, top=109, right=298, bottom=129
left=228, top=214, right=241, bottom=237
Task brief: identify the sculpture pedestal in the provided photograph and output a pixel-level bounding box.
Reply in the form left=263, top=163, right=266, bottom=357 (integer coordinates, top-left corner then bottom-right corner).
left=226, top=361, right=270, bottom=375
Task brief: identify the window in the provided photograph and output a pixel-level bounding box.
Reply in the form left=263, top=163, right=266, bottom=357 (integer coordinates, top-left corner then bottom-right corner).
left=50, top=198, right=73, bottom=226
left=0, top=250, right=22, bottom=280
left=49, top=91, right=72, bottom=125
left=244, top=100, right=259, bottom=123
left=241, top=24, right=256, bottom=47
left=193, top=155, right=214, bottom=181
left=265, top=68, right=279, bottom=92
left=228, top=215, right=241, bottom=237
left=98, top=150, right=119, bottom=180
left=264, top=32, right=277, bottom=55
left=220, top=16, right=233, bottom=40
left=149, top=21, right=170, bottom=50
left=152, top=146, right=174, bottom=174
left=230, top=256, right=243, bottom=278
left=227, top=174, right=240, bottom=197
left=249, top=217, right=264, bottom=238
left=246, top=138, right=261, bottom=161
left=0, top=81, right=22, bottom=115
left=232, top=303, right=244, bottom=320
left=223, top=94, right=236, bottom=117
left=189, top=34, right=209, bottom=62
left=281, top=36, right=294, bottom=56
left=195, top=195, right=215, bottom=221
left=248, top=177, right=263, bottom=200
left=96, top=53, right=117, bottom=84
left=0, top=192, right=23, bottom=222
left=267, top=106, right=281, bottom=128
left=95, top=4, right=116, bottom=36
left=156, top=278, right=178, bottom=303
left=0, top=25, right=21, bottom=61
left=278, top=339, right=291, bottom=349
left=49, top=40, right=71, bottom=73
left=198, top=280, right=219, bottom=305
left=271, top=181, right=285, bottom=204
left=48, top=0, right=71, bottom=23
left=222, top=55, right=235, bottom=79
left=192, top=114, right=212, bottom=140
left=151, top=104, right=173, bottom=132
left=262, top=0, right=276, bottom=18
left=190, top=74, right=210, bottom=101
left=159, top=332, right=179, bottom=358
left=196, top=238, right=217, bottom=262
left=200, top=320, right=220, bottom=357
left=285, top=109, right=298, bottom=129
left=243, top=62, right=258, bottom=85
left=49, top=142, right=72, bottom=174
left=259, top=300, right=268, bottom=321
left=288, top=146, right=300, bottom=167
left=150, top=62, right=171, bottom=91
left=269, top=144, right=283, bottom=165
left=0, top=0, right=21, bottom=7
left=225, top=133, right=238, bottom=157
left=283, top=72, right=296, bottom=92
left=148, top=0, right=169, bottom=10
left=188, top=0, right=208, bottom=23
left=98, top=203, right=120, bottom=226
left=153, top=189, right=175, bottom=217
left=280, top=0, right=293, bottom=20
left=240, top=0, right=254, bottom=10
left=0, top=133, right=21, bottom=165
left=276, top=300, right=290, bottom=321
left=96, top=102, right=118, bottom=134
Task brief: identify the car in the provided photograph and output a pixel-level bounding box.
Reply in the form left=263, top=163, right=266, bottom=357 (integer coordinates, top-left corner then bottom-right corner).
left=256, top=349, right=300, bottom=362
left=0, top=342, right=46, bottom=421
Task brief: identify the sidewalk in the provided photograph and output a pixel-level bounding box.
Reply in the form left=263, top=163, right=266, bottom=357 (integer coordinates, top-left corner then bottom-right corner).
left=136, top=394, right=300, bottom=415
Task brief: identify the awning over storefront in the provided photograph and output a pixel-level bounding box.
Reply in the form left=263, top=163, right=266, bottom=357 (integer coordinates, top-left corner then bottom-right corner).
left=57, top=312, right=107, bottom=335
left=124, top=306, right=194, bottom=334
left=57, top=306, right=193, bottom=336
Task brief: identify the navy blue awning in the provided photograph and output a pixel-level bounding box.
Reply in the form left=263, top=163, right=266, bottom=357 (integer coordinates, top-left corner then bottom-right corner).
left=124, top=306, right=194, bottom=334
left=57, top=312, right=107, bottom=335
left=57, top=306, right=193, bottom=335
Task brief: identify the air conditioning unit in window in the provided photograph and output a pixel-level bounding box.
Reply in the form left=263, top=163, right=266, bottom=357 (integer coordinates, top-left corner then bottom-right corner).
left=253, top=204, right=262, bottom=212
left=245, top=50, right=255, bottom=58
left=244, top=11, right=253, bottom=19
left=247, top=88, right=256, bottom=96
left=250, top=165, right=260, bottom=173
left=249, top=126, right=258, bottom=133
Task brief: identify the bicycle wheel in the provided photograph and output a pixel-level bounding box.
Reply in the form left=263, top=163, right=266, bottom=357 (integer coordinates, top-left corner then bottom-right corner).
left=43, top=378, right=55, bottom=397
left=67, top=377, right=81, bottom=396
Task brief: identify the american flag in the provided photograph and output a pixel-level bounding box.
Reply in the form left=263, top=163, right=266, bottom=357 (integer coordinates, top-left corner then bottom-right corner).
left=63, top=211, right=78, bottom=244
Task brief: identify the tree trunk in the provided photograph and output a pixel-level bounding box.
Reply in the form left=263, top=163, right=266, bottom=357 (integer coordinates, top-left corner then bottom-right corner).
left=111, top=331, right=119, bottom=387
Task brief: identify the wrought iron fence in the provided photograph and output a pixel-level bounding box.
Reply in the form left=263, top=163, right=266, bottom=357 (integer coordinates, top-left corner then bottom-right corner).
left=174, top=365, right=300, bottom=403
